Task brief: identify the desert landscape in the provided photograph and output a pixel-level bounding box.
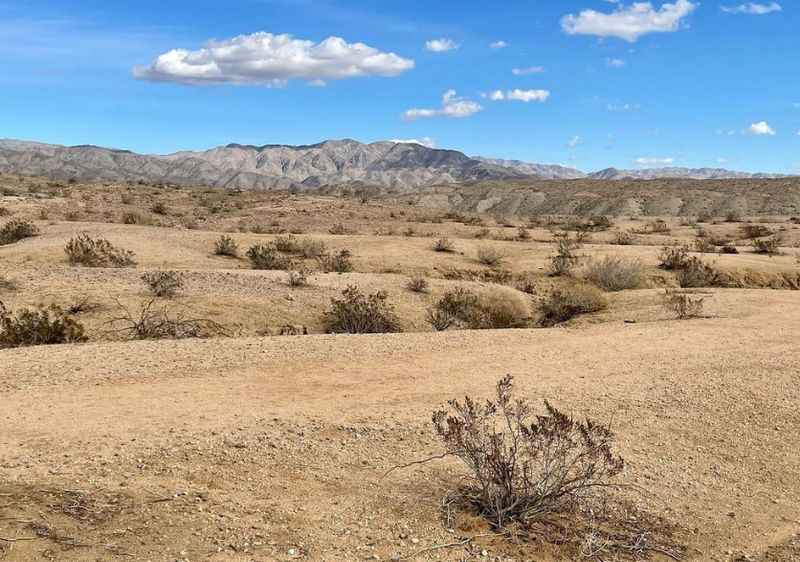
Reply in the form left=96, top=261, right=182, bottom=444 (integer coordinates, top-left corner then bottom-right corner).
left=1, top=171, right=799, bottom=561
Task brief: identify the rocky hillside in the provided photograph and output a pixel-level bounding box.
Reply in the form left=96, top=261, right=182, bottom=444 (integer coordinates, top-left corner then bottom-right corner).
left=472, top=157, right=586, bottom=179
left=589, top=167, right=786, bottom=180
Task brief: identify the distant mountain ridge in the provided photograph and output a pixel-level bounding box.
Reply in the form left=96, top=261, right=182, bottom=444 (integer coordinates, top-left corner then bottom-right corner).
left=0, top=138, right=787, bottom=190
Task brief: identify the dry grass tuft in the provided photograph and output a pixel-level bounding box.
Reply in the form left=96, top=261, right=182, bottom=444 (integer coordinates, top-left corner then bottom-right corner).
left=584, top=256, right=645, bottom=292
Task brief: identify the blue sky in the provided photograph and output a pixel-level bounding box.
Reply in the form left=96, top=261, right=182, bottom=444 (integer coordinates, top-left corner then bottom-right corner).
left=0, top=0, right=798, bottom=172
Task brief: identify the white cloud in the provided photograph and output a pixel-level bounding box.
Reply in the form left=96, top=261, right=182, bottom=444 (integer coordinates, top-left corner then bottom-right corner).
left=489, top=40, right=508, bottom=49
left=747, top=121, right=776, bottom=135
left=568, top=136, right=583, bottom=148
left=635, top=157, right=675, bottom=166
left=403, top=90, right=482, bottom=120
left=389, top=137, right=436, bottom=148
left=561, top=0, right=698, bottom=42
left=425, top=38, right=459, bottom=52
left=722, top=2, right=782, bottom=14
left=606, top=57, right=626, bottom=67
left=485, top=89, right=550, bottom=103
left=133, top=32, right=414, bottom=86
left=512, top=66, right=545, bottom=75
left=607, top=103, right=640, bottom=111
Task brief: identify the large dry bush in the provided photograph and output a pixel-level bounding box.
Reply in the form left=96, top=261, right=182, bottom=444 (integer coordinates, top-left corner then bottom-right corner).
left=246, top=242, right=293, bottom=270
left=676, top=257, right=725, bottom=288
left=427, top=287, right=530, bottom=331
left=0, top=302, right=87, bottom=348
left=432, top=375, right=624, bottom=529
left=64, top=234, right=136, bottom=267
left=657, top=245, right=690, bottom=270
left=107, top=299, right=225, bottom=340
left=584, top=256, right=645, bottom=292
left=323, top=286, right=401, bottom=334
left=0, top=219, right=39, bottom=245
left=538, top=283, right=608, bottom=327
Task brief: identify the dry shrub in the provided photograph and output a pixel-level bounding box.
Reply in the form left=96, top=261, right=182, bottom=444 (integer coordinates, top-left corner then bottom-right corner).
left=406, top=276, right=430, bottom=293
left=246, top=242, right=293, bottom=270
left=108, top=299, right=225, bottom=340
left=317, top=249, right=354, bottom=273
left=122, top=211, right=145, bottom=225
left=323, top=285, right=401, bottom=334
left=0, top=302, right=87, bottom=348
left=584, top=256, right=645, bottom=292
left=0, top=219, right=39, bottom=245
left=657, top=245, right=690, bottom=270
left=296, top=238, right=327, bottom=259
left=739, top=224, right=772, bottom=239
left=752, top=237, right=781, bottom=255
left=150, top=201, right=168, bottom=215
left=432, top=375, right=624, bottom=529
left=273, top=234, right=300, bottom=253
left=329, top=223, right=354, bottom=235
left=676, top=257, right=724, bottom=288
left=214, top=234, right=238, bottom=257
left=427, top=287, right=530, bottom=330
left=142, top=270, right=183, bottom=298
left=693, top=238, right=715, bottom=254
left=477, top=246, right=506, bottom=268
left=432, top=237, right=455, bottom=253
left=516, top=226, right=531, bottom=241
left=0, top=275, right=18, bottom=292
left=538, top=283, right=607, bottom=327
left=611, top=231, right=635, bottom=245
left=549, top=236, right=580, bottom=276
left=719, top=244, right=739, bottom=254
left=663, top=289, right=706, bottom=319
left=65, top=234, right=136, bottom=267
left=441, top=267, right=513, bottom=285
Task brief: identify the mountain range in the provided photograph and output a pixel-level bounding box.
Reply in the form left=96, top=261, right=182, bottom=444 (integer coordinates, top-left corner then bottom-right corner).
left=0, top=138, right=787, bottom=191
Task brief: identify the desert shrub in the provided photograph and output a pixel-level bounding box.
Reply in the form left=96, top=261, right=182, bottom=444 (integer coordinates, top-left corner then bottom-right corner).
left=108, top=299, right=225, bottom=340
left=150, top=201, right=168, bottom=215
left=141, top=270, right=183, bottom=298
left=739, top=224, right=772, bottom=239
left=696, top=211, right=714, bottom=223
left=65, top=234, right=136, bottom=267
left=648, top=220, right=670, bottom=234
left=0, top=207, right=11, bottom=217
left=474, top=227, right=491, bottom=239
left=0, top=219, right=39, bottom=245
left=752, top=237, right=780, bottom=255
left=516, top=227, right=531, bottom=241
left=432, top=375, right=624, bottom=529
left=663, top=289, right=705, bottom=319
left=323, top=286, right=401, bottom=334
left=611, top=231, right=635, bottom=245
left=0, top=302, right=87, bottom=348
left=121, top=211, right=144, bottom=225
left=693, top=238, right=715, bottom=254
left=297, top=238, right=327, bottom=259
left=549, top=237, right=580, bottom=276
left=214, top=234, right=239, bottom=257
left=427, top=287, right=529, bottom=330
left=725, top=210, right=742, bottom=223
left=676, top=257, right=724, bottom=288
left=317, top=249, right=354, bottom=273
left=432, top=237, right=455, bottom=253
left=273, top=234, right=300, bottom=253
left=477, top=246, right=506, bottom=268
left=719, top=245, right=739, bottom=254
left=287, top=267, right=310, bottom=287
left=246, top=242, right=293, bottom=270
left=328, top=223, right=354, bottom=235
left=584, top=256, right=645, bottom=292
left=64, top=209, right=83, bottom=221
left=0, top=275, right=18, bottom=292
left=120, top=193, right=135, bottom=205
left=406, top=276, right=429, bottom=293
left=657, top=245, right=690, bottom=270
left=538, top=283, right=608, bottom=327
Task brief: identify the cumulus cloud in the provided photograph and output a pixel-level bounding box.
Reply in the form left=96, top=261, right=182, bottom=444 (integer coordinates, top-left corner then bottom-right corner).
left=635, top=157, right=675, bottom=166
left=133, top=32, right=414, bottom=86
left=747, top=121, right=776, bottom=135
left=561, top=1, right=698, bottom=42
left=489, top=40, right=508, bottom=49
left=389, top=137, right=436, bottom=148
left=484, top=89, right=551, bottom=102
left=512, top=66, right=545, bottom=75
left=403, top=90, right=482, bottom=121
left=722, top=2, right=782, bottom=14
left=425, top=38, right=459, bottom=52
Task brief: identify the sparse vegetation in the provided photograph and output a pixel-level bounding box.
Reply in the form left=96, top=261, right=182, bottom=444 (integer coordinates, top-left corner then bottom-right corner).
left=658, top=245, right=690, bottom=270
left=317, top=249, right=354, bottom=273
left=108, top=299, right=225, bottom=340
left=64, top=233, right=136, bottom=267
left=584, top=256, right=645, bottom=292
left=426, top=287, right=530, bottom=331
left=0, top=219, right=39, bottom=245
left=323, top=286, right=401, bottom=334
left=476, top=246, right=506, bottom=268
left=549, top=236, right=580, bottom=276
left=739, top=224, right=772, bottom=239
left=752, top=236, right=781, bottom=255
left=432, top=237, right=455, bottom=253
left=214, top=234, right=239, bottom=257
left=142, top=270, right=183, bottom=298
left=406, top=276, right=429, bottom=293
left=246, top=242, right=293, bottom=270
left=538, top=283, right=608, bottom=326
left=0, top=302, right=87, bottom=348
left=432, top=375, right=624, bottom=529
left=287, top=267, right=310, bottom=287
left=676, top=257, right=724, bottom=288
left=611, top=231, right=635, bottom=245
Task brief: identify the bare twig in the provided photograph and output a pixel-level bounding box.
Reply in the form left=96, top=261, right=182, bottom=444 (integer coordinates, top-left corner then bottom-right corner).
left=381, top=453, right=450, bottom=479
